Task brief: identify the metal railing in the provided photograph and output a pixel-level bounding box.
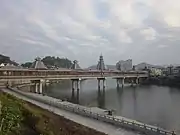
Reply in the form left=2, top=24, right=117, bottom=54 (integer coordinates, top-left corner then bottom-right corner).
left=8, top=88, right=176, bottom=135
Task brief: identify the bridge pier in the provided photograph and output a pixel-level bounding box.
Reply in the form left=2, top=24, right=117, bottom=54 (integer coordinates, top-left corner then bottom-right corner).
left=39, top=80, right=43, bottom=94
left=129, top=77, right=139, bottom=87
left=35, top=83, right=39, bottom=93
left=116, top=79, right=120, bottom=89
left=33, top=80, right=44, bottom=94
left=136, top=77, right=139, bottom=85
left=97, top=78, right=106, bottom=90
left=116, top=78, right=125, bottom=89
left=71, top=79, right=81, bottom=91
left=122, top=78, right=125, bottom=88
left=103, top=79, right=106, bottom=90
left=72, top=80, right=75, bottom=91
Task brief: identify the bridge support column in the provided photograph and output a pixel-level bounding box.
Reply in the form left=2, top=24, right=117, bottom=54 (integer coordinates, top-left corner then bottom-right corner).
left=39, top=80, right=43, bottom=94
left=72, top=80, right=75, bottom=91
left=103, top=79, right=106, bottom=90
left=131, top=79, right=134, bottom=87
left=116, top=79, right=120, bottom=89
left=122, top=78, right=125, bottom=88
left=136, top=77, right=139, bottom=85
left=76, top=79, right=80, bottom=91
left=71, top=79, right=81, bottom=91
left=98, top=79, right=100, bottom=90
left=97, top=78, right=106, bottom=90
left=35, top=83, right=39, bottom=93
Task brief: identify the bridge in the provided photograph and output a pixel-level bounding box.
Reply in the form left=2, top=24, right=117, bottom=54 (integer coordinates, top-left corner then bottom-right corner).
left=0, top=68, right=148, bottom=92
left=0, top=55, right=148, bottom=93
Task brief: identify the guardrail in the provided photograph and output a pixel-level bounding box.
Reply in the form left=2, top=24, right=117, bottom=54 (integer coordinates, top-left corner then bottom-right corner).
left=8, top=88, right=176, bottom=135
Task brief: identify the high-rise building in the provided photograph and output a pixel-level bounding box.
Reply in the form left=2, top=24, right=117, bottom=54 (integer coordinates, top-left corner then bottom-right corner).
left=116, top=59, right=132, bottom=71
left=97, top=54, right=106, bottom=70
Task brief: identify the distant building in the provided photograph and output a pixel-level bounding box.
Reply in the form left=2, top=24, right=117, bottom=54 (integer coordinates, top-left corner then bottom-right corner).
left=116, top=59, right=132, bottom=71
left=97, top=54, right=107, bottom=70
left=0, top=63, right=23, bottom=69
left=162, top=66, right=180, bottom=76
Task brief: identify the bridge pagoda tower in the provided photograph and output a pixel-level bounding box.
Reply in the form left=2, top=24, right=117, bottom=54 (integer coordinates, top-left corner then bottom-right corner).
left=30, top=57, right=47, bottom=70
left=96, top=54, right=106, bottom=90
left=71, top=60, right=81, bottom=92
left=97, top=54, right=106, bottom=71
left=71, top=60, right=81, bottom=70
left=30, top=57, right=47, bottom=94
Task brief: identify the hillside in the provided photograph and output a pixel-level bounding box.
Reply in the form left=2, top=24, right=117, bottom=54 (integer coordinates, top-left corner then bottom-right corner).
left=0, top=54, right=18, bottom=65
left=135, top=63, right=163, bottom=70
left=21, top=56, right=73, bottom=68
left=42, top=56, right=72, bottom=68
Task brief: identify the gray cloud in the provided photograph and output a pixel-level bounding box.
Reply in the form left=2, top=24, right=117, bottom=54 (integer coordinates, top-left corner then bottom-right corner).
left=0, top=0, right=180, bottom=67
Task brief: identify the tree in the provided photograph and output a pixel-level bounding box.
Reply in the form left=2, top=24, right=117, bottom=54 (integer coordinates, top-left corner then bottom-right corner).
left=0, top=54, right=18, bottom=66
left=21, top=62, right=32, bottom=68
left=42, top=56, right=72, bottom=68
left=21, top=56, right=73, bottom=69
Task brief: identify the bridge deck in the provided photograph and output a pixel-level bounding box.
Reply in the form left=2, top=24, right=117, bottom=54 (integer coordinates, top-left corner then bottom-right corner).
left=0, top=69, right=148, bottom=81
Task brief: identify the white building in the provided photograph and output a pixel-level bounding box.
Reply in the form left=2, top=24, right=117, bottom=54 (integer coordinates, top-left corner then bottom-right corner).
left=116, top=59, right=132, bottom=71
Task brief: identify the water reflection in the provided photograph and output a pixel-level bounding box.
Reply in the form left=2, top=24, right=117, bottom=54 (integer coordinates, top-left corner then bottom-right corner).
left=97, top=88, right=105, bottom=108
left=71, top=89, right=79, bottom=104
left=116, top=87, right=123, bottom=114
left=42, top=79, right=180, bottom=133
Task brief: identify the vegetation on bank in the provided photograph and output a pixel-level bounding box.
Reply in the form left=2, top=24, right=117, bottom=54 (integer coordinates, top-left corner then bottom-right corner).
left=0, top=92, right=106, bottom=135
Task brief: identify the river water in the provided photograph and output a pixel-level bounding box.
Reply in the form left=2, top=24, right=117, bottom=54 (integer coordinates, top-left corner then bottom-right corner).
left=43, top=79, right=180, bottom=133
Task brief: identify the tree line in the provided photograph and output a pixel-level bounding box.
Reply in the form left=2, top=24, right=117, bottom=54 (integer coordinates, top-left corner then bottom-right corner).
left=21, top=56, right=72, bottom=69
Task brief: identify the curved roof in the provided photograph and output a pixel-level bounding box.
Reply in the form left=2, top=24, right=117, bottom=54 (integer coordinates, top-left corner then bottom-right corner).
left=30, top=57, right=47, bottom=69
left=71, top=60, right=81, bottom=70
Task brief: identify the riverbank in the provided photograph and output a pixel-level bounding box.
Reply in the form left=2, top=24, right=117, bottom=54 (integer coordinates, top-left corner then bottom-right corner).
left=0, top=91, right=107, bottom=135
left=5, top=87, right=178, bottom=135
left=2, top=88, right=141, bottom=135
left=143, top=76, right=180, bottom=87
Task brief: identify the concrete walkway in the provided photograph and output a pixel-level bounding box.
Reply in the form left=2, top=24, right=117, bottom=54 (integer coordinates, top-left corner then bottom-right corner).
left=1, top=88, right=142, bottom=135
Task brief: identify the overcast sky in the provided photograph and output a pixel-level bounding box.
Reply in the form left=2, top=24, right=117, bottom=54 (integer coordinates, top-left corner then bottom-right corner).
left=0, top=0, right=180, bottom=67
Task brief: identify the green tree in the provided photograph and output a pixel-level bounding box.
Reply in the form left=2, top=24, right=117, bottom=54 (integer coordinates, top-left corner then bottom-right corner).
left=0, top=94, right=23, bottom=135
left=21, top=62, right=32, bottom=68
left=0, top=54, right=18, bottom=66
left=42, top=56, right=72, bottom=68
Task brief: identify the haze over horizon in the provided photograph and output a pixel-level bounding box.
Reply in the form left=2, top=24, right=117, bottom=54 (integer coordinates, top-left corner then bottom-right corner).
left=1, top=0, right=180, bottom=67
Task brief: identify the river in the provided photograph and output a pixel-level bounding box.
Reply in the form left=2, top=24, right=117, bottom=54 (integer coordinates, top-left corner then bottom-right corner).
left=43, top=79, right=180, bottom=133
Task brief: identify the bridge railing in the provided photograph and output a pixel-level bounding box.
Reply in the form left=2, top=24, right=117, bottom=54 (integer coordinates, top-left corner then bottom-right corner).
left=0, top=73, right=148, bottom=80
left=9, top=88, right=176, bottom=135
left=0, top=69, right=148, bottom=79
